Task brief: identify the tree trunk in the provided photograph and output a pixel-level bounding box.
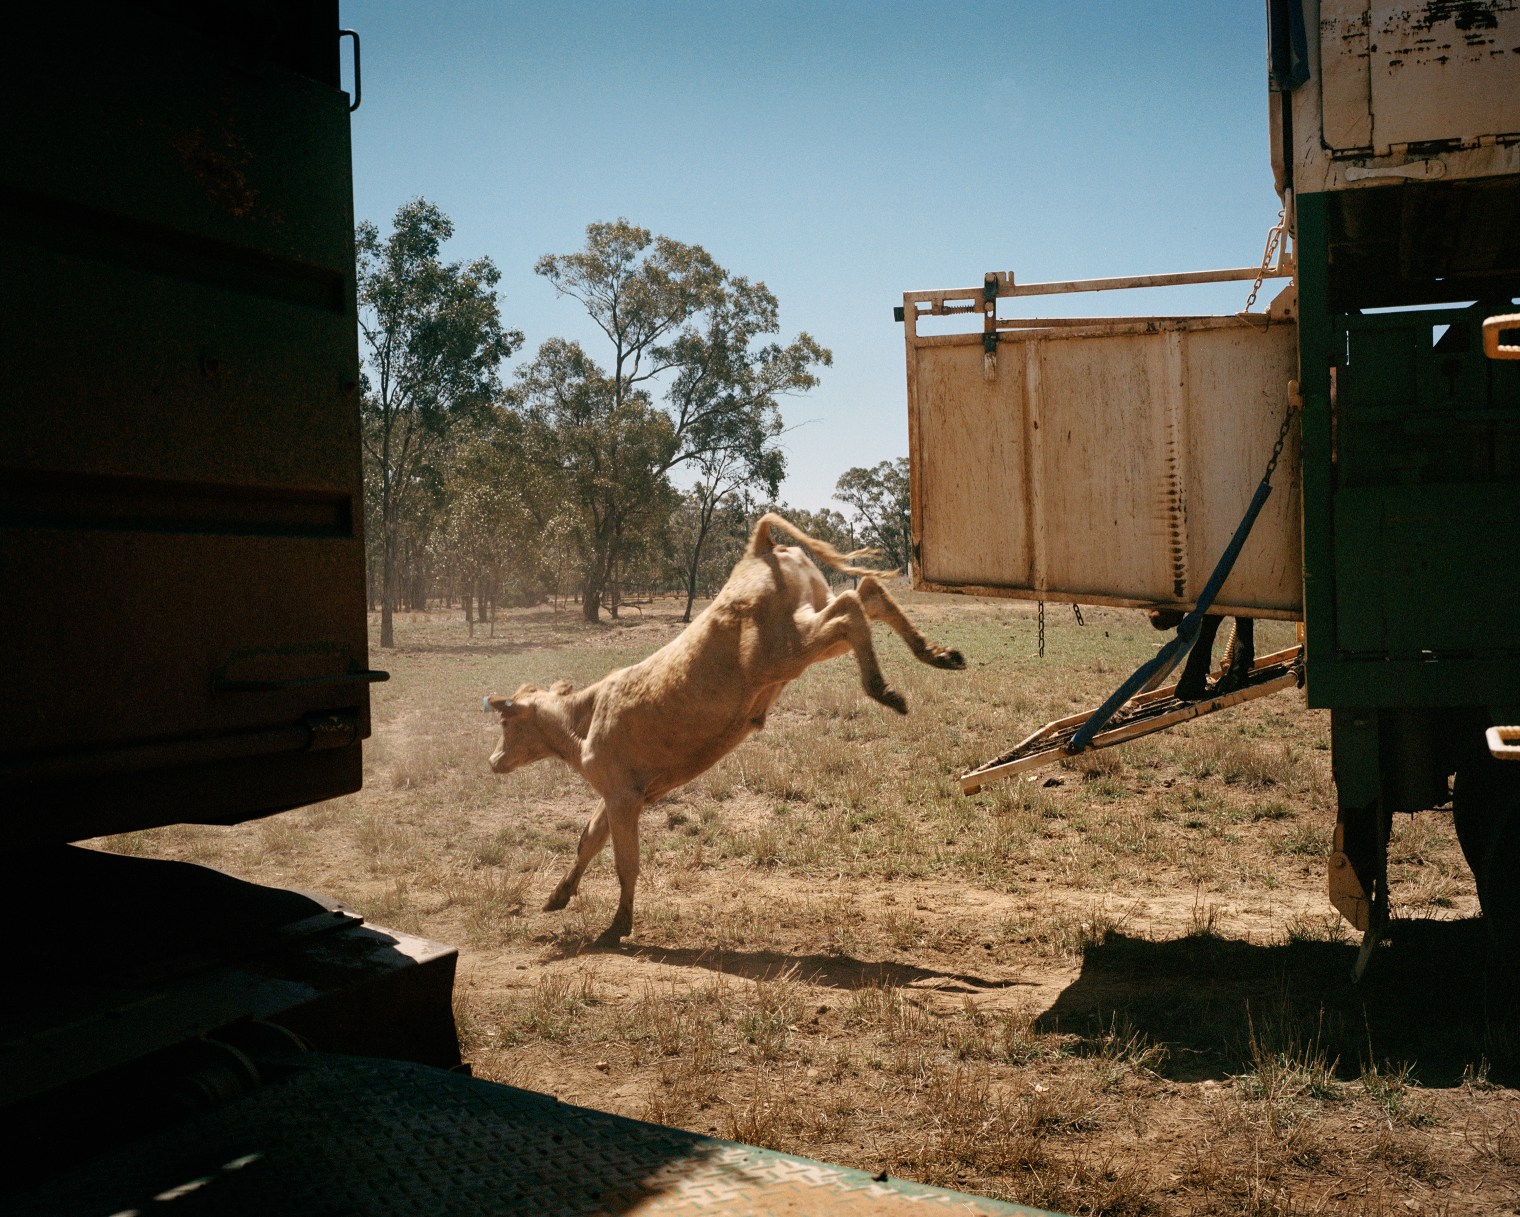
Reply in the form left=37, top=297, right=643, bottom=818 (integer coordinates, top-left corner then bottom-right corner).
left=682, top=490, right=724, bottom=624
left=580, top=527, right=616, bottom=624
left=683, top=513, right=714, bottom=624
left=380, top=515, right=398, bottom=648
left=581, top=556, right=606, bottom=623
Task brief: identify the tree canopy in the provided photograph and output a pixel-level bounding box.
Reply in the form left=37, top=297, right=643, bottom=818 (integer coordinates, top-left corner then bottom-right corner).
left=357, top=198, right=522, bottom=646
left=834, top=458, right=912, bottom=574
left=352, top=209, right=917, bottom=638
left=523, top=220, right=830, bottom=621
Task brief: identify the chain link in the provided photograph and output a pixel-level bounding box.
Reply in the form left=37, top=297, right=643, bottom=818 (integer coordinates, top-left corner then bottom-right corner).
left=1072, top=603, right=1085, bottom=627
left=1263, top=398, right=1297, bottom=484
left=1037, top=600, right=1046, bottom=659
left=1245, top=205, right=1298, bottom=485
left=1243, top=208, right=1287, bottom=314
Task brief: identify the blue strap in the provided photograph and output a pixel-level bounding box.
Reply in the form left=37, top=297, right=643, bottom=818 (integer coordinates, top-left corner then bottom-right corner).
left=1068, top=473, right=1275, bottom=752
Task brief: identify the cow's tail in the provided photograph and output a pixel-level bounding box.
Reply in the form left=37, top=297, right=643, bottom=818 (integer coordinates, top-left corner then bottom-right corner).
left=747, top=512, right=895, bottom=578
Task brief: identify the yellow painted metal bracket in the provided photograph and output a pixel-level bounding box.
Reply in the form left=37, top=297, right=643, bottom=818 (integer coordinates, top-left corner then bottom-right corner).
left=1488, top=724, right=1520, bottom=761
left=1484, top=313, right=1520, bottom=360
left=1328, top=824, right=1372, bottom=933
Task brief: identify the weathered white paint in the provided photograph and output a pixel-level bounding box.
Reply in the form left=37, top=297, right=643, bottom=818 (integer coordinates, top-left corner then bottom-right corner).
left=903, top=287, right=1302, bottom=618
left=1278, top=0, right=1520, bottom=196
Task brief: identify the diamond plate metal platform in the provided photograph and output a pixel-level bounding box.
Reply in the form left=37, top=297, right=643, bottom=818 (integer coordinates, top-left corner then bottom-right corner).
left=5, top=1053, right=1063, bottom=1216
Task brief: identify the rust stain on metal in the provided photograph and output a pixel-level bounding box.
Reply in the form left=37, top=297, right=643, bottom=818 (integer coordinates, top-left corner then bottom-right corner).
left=1415, top=0, right=1508, bottom=32
left=1378, top=0, right=1509, bottom=69
left=172, top=114, right=257, bottom=219
left=1163, top=434, right=1188, bottom=599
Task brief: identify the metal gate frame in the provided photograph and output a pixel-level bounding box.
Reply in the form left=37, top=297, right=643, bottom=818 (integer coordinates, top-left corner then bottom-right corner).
left=899, top=265, right=1300, bottom=619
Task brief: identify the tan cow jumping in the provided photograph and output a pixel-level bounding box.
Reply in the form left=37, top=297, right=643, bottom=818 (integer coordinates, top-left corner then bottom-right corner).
left=485, top=512, right=966, bottom=944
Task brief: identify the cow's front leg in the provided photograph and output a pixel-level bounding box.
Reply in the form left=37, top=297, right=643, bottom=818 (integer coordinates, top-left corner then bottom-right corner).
left=545, top=802, right=610, bottom=911
left=597, top=794, right=644, bottom=946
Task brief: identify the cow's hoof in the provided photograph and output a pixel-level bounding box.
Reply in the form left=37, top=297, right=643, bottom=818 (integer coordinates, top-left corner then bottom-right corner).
left=543, top=889, right=571, bottom=912
left=1175, top=682, right=1207, bottom=702
left=594, top=925, right=629, bottom=947
left=880, top=689, right=909, bottom=715
left=935, top=648, right=966, bottom=670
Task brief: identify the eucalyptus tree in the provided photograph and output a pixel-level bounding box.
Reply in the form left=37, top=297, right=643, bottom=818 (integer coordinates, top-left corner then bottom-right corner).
left=834, top=457, right=912, bottom=574
left=531, top=220, right=830, bottom=621
left=429, top=413, right=546, bottom=632
left=669, top=488, right=756, bottom=620
left=357, top=198, right=521, bottom=646
left=509, top=338, right=678, bottom=622
left=663, top=275, right=828, bottom=620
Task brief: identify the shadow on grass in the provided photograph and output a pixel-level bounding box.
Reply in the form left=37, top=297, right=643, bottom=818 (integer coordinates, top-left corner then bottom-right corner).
left=546, top=938, right=1039, bottom=996
left=1034, top=916, right=1518, bottom=1087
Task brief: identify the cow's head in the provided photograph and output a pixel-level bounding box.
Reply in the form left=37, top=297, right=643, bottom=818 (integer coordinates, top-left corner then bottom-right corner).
left=484, top=682, right=570, bottom=773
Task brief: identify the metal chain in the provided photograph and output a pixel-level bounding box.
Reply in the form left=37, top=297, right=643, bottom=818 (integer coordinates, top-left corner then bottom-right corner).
left=1263, top=397, right=1298, bottom=484
left=1243, top=208, right=1287, bottom=313
left=1072, top=603, right=1085, bottom=627
left=1037, top=600, right=1046, bottom=658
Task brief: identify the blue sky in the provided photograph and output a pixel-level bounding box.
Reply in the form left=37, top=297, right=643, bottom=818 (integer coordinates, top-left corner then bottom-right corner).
left=340, top=2, right=1283, bottom=510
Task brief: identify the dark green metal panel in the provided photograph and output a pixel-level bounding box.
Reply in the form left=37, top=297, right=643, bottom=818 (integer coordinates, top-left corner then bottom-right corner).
left=1296, top=189, right=1520, bottom=715
left=0, top=3, right=370, bottom=841
left=1294, top=193, right=1340, bottom=705
left=1330, top=710, right=1382, bottom=810
left=1333, top=483, right=1515, bottom=657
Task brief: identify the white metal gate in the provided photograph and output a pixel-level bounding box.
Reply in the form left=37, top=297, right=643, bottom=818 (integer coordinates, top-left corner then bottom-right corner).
left=901, top=268, right=1301, bottom=619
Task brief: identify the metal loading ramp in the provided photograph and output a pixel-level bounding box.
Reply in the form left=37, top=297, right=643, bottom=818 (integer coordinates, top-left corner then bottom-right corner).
left=961, top=646, right=1303, bottom=794
left=6, top=1052, right=1062, bottom=1217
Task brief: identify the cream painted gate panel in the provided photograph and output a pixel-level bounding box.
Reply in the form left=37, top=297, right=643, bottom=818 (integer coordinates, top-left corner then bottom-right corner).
left=1319, top=1, right=1520, bottom=156
left=908, top=315, right=1301, bottom=618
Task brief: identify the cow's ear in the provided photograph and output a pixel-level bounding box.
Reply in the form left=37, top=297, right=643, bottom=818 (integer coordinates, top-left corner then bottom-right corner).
left=484, top=695, right=523, bottom=717
left=550, top=679, right=574, bottom=695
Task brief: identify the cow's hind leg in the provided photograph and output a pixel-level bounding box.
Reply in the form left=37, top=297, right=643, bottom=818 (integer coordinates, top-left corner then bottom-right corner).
left=545, top=803, right=610, bottom=911
left=1213, top=617, right=1255, bottom=695
left=855, top=576, right=965, bottom=671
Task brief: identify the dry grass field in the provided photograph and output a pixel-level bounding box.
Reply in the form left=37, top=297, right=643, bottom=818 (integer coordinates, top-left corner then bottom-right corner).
left=97, top=590, right=1519, bottom=1216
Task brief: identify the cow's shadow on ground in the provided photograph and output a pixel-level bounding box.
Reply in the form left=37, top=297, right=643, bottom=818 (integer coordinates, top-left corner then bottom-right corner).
left=550, top=939, right=1036, bottom=996
left=1033, top=916, right=1519, bottom=1087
